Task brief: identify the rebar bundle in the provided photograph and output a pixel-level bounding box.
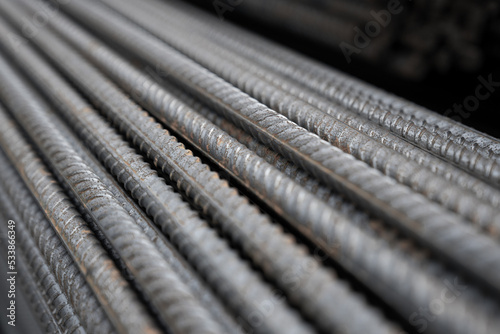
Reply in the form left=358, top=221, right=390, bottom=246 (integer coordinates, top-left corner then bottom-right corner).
left=0, top=1, right=499, bottom=334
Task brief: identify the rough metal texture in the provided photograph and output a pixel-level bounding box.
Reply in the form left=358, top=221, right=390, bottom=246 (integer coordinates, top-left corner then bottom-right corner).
left=108, top=0, right=500, bottom=213
left=15, top=257, right=62, bottom=334
left=2, top=5, right=399, bottom=333
left=0, top=12, right=315, bottom=334
left=125, top=80, right=500, bottom=334
left=55, top=0, right=500, bottom=296
left=0, top=236, right=61, bottom=334
left=0, top=182, right=84, bottom=334
left=0, top=112, right=119, bottom=334
left=142, top=0, right=500, bottom=161
left=129, top=2, right=500, bottom=204
left=7, top=2, right=500, bottom=334
left=0, top=0, right=499, bottom=333
left=57, top=0, right=500, bottom=235
left=0, top=51, right=221, bottom=334
left=4, top=5, right=401, bottom=334
left=0, top=197, right=60, bottom=334
left=41, top=90, right=243, bottom=334
left=156, top=79, right=341, bottom=206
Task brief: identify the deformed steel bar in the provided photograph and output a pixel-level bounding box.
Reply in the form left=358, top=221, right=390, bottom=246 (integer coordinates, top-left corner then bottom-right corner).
left=0, top=15, right=316, bottom=334
left=56, top=0, right=500, bottom=295
left=154, top=80, right=446, bottom=233
left=117, top=0, right=499, bottom=191
left=9, top=4, right=500, bottom=334
left=61, top=102, right=315, bottom=334
left=19, top=13, right=399, bottom=334
left=146, top=76, right=341, bottom=208
left=0, top=111, right=121, bottom=334
left=146, top=0, right=500, bottom=161
left=0, top=232, right=45, bottom=334
left=130, top=2, right=500, bottom=206
left=104, top=0, right=500, bottom=225
left=80, top=56, right=500, bottom=334
left=41, top=97, right=243, bottom=334
left=150, top=79, right=492, bottom=287
left=0, top=152, right=119, bottom=334
left=22, top=0, right=378, bottom=271
left=167, top=33, right=500, bottom=205
left=4, top=131, right=500, bottom=334
left=155, top=79, right=384, bottom=232
left=16, top=258, right=62, bottom=334
left=0, top=198, right=59, bottom=334
left=1, top=1, right=499, bottom=333
left=0, top=234, right=60, bottom=334
left=14, top=32, right=234, bottom=324
left=0, top=52, right=224, bottom=334
left=0, top=184, right=84, bottom=334
left=215, top=0, right=500, bottom=154
left=0, top=6, right=397, bottom=333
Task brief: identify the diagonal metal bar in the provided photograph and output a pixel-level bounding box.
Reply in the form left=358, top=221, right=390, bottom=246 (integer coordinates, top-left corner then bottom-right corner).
left=0, top=51, right=224, bottom=334
left=51, top=0, right=500, bottom=297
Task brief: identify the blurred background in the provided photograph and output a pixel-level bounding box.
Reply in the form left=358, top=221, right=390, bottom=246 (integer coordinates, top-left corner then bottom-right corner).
left=185, top=0, right=500, bottom=137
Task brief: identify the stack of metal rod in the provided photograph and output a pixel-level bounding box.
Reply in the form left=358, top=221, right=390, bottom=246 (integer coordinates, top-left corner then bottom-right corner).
left=0, top=0, right=499, bottom=333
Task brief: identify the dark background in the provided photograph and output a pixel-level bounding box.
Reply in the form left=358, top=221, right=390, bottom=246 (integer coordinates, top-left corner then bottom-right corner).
left=184, top=0, right=500, bottom=138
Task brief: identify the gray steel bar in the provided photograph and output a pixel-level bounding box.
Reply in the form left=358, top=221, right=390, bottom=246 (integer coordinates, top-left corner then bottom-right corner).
left=0, top=3, right=396, bottom=333
left=0, top=181, right=84, bottom=334
left=53, top=0, right=500, bottom=296
left=7, top=2, right=500, bottom=333
left=146, top=0, right=500, bottom=161
left=0, top=107, right=127, bottom=334
left=101, top=0, right=500, bottom=227
left=0, top=11, right=316, bottom=334
left=0, top=52, right=222, bottom=334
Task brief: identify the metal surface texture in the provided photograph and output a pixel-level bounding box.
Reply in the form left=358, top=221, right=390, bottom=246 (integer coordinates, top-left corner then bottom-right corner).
left=0, top=47, right=228, bottom=334
left=0, top=108, right=121, bottom=334
left=42, top=90, right=243, bottom=334
left=0, top=0, right=499, bottom=333
left=141, top=0, right=500, bottom=160
left=12, top=6, right=500, bottom=334
left=0, top=10, right=316, bottom=333
left=100, top=0, right=500, bottom=224
left=0, top=6, right=395, bottom=333
left=0, top=229, right=62, bottom=334
left=50, top=0, right=500, bottom=295
left=110, top=0, right=500, bottom=188
left=0, top=101, right=159, bottom=334
left=0, top=182, right=85, bottom=334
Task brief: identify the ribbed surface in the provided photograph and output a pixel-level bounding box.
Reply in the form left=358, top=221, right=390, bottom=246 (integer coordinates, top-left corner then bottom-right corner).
left=144, top=0, right=500, bottom=160
left=0, top=109, right=122, bottom=334
left=4, top=3, right=410, bottom=333
left=108, top=0, right=500, bottom=206
left=0, top=0, right=498, bottom=333
left=53, top=0, right=500, bottom=295
left=0, top=184, right=84, bottom=334
left=0, top=41, right=225, bottom=334
left=43, top=94, right=243, bottom=334
left=22, top=10, right=500, bottom=334
left=0, top=10, right=315, bottom=333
